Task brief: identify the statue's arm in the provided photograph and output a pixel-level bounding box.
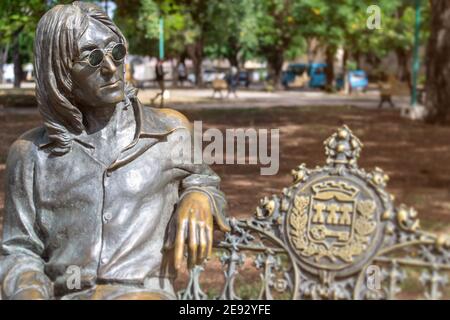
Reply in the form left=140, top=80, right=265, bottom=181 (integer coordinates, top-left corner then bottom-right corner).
left=157, top=108, right=230, bottom=270
left=178, top=165, right=229, bottom=231
left=166, top=164, right=230, bottom=270
left=0, top=137, right=53, bottom=300
left=156, top=107, right=230, bottom=231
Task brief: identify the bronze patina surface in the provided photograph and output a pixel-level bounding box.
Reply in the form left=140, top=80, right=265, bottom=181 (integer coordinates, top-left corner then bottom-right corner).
left=0, top=2, right=229, bottom=300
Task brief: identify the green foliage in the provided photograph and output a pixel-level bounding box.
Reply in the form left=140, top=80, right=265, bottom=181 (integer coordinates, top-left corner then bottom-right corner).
left=138, top=0, right=160, bottom=39
left=0, top=0, right=74, bottom=65
left=144, top=0, right=427, bottom=86
left=344, top=0, right=430, bottom=60
left=203, top=0, right=259, bottom=64
left=115, top=0, right=157, bottom=56
left=0, top=0, right=432, bottom=86
left=0, top=0, right=43, bottom=50
left=115, top=0, right=202, bottom=58
left=157, top=1, right=200, bottom=58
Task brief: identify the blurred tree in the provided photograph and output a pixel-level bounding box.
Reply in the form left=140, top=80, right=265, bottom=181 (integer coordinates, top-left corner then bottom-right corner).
left=156, top=0, right=199, bottom=86
left=0, top=0, right=73, bottom=87
left=251, top=0, right=306, bottom=88
left=384, top=1, right=429, bottom=89
left=114, top=0, right=158, bottom=56
left=113, top=0, right=430, bottom=91
left=116, top=0, right=211, bottom=86
left=344, top=0, right=429, bottom=89
left=204, top=0, right=258, bottom=69
left=425, top=0, right=450, bottom=124
left=174, top=0, right=221, bottom=86
left=299, top=0, right=350, bottom=91
left=297, top=0, right=430, bottom=92
left=0, top=0, right=47, bottom=87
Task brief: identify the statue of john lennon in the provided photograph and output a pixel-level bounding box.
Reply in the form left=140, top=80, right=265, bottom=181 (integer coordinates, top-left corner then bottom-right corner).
left=0, top=2, right=229, bottom=300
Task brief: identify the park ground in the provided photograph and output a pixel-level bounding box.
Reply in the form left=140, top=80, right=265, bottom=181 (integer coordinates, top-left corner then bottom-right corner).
left=0, top=89, right=449, bottom=297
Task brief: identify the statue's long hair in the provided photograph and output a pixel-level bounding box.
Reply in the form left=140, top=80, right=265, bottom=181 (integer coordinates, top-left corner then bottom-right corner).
left=34, top=1, right=134, bottom=155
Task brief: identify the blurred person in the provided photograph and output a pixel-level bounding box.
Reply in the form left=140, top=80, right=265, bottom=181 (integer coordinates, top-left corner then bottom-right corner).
left=226, top=66, right=239, bottom=99
left=378, top=73, right=395, bottom=109
left=177, top=61, right=187, bottom=87
left=151, top=58, right=166, bottom=107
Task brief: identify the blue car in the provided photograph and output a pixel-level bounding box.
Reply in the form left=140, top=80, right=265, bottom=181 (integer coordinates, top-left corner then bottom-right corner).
left=281, top=63, right=308, bottom=88
left=308, top=63, right=327, bottom=89
left=282, top=63, right=327, bottom=89
left=348, top=70, right=369, bottom=92
left=282, top=63, right=368, bottom=91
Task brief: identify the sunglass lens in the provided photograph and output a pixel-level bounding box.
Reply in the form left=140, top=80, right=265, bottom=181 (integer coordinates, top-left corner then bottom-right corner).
left=112, top=44, right=126, bottom=61
left=88, top=49, right=104, bottom=67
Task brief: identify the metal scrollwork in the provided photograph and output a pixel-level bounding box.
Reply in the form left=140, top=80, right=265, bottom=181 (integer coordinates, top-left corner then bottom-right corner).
left=179, top=125, right=450, bottom=300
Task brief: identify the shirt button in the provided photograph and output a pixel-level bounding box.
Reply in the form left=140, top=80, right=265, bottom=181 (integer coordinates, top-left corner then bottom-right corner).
left=104, top=212, right=112, bottom=222
left=101, top=258, right=108, bottom=265
left=106, top=171, right=112, bottom=177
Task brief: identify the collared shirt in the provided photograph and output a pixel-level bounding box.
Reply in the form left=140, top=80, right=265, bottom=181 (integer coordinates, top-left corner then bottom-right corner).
left=0, top=98, right=226, bottom=299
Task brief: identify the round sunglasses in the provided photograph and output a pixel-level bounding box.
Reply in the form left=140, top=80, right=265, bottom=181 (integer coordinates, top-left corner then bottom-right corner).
left=76, top=43, right=127, bottom=68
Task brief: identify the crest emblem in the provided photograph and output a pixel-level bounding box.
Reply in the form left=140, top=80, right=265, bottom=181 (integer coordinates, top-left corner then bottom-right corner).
left=285, top=126, right=385, bottom=276
left=307, top=181, right=359, bottom=247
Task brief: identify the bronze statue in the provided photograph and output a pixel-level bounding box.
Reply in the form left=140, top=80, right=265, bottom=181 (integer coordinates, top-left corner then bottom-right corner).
left=0, top=2, right=229, bottom=300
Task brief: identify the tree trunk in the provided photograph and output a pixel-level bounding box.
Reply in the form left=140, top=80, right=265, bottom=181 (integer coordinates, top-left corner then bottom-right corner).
left=325, top=47, right=335, bottom=92
left=425, top=1, right=450, bottom=124
left=0, top=44, right=9, bottom=84
left=395, top=48, right=412, bottom=92
left=267, top=50, right=284, bottom=90
left=306, top=38, right=320, bottom=64
left=227, top=54, right=239, bottom=69
left=343, top=48, right=349, bottom=71
left=171, top=58, right=178, bottom=87
left=12, top=31, right=23, bottom=88
left=226, top=39, right=240, bottom=69
left=187, top=39, right=204, bottom=87
left=343, top=48, right=349, bottom=94
left=354, top=51, right=361, bottom=69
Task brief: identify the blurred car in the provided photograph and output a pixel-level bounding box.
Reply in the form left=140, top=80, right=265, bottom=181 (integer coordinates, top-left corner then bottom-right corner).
left=1, top=63, right=34, bottom=84
left=348, top=70, right=369, bottom=92
left=282, top=63, right=327, bottom=89
left=2, top=64, right=14, bottom=83
left=282, top=63, right=308, bottom=88
left=238, top=70, right=250, bottom=87
left=308, top=63, right=327, bottom=89
left=188, top=69, right=225, bottom=84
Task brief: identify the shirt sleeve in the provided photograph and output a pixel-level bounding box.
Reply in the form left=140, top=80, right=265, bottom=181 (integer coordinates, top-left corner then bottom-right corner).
left=179, top=164, right=229, bottom=230
left=0, top=137, right=53, bottom=300
left=156, top=107, right=229, bottom=230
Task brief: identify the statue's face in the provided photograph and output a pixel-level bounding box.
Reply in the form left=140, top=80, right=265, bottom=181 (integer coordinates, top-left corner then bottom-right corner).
left=71, top=19, right=125, bottom=109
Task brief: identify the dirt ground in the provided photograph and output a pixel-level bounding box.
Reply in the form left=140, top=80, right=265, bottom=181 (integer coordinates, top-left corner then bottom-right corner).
left=0, top=105, right=449, bottom=233
left=189, top=106, right=450, bottom=232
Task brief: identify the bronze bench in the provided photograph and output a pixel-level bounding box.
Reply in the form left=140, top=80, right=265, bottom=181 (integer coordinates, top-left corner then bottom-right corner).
left=178, top=126, right=450, bottom=300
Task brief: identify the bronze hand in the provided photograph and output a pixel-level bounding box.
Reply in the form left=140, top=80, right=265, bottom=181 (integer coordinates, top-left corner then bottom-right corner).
left=173, top=191, right=230, bottom=270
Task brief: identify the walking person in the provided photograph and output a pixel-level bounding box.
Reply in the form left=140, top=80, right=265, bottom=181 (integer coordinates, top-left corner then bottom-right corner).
left=226, top=66, right=239, bottom=99
left=151, top=58, right=166, bottom=107
left=378, top=73, right=395, bottom=109
left=177, top=61, right=187, bottom=87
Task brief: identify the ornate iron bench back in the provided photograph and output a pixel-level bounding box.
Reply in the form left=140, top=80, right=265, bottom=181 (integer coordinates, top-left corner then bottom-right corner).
left=179, top=126, right=450, bottom=300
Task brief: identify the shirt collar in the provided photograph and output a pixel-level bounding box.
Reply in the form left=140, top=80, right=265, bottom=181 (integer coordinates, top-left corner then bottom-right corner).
left=39, top=96, right=174, bottom=151
left=124, top=95, right=175, bottom=151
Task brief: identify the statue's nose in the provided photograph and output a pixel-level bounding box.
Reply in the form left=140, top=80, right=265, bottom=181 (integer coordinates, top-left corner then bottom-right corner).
left=101, top=55, right=117, bottom=75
